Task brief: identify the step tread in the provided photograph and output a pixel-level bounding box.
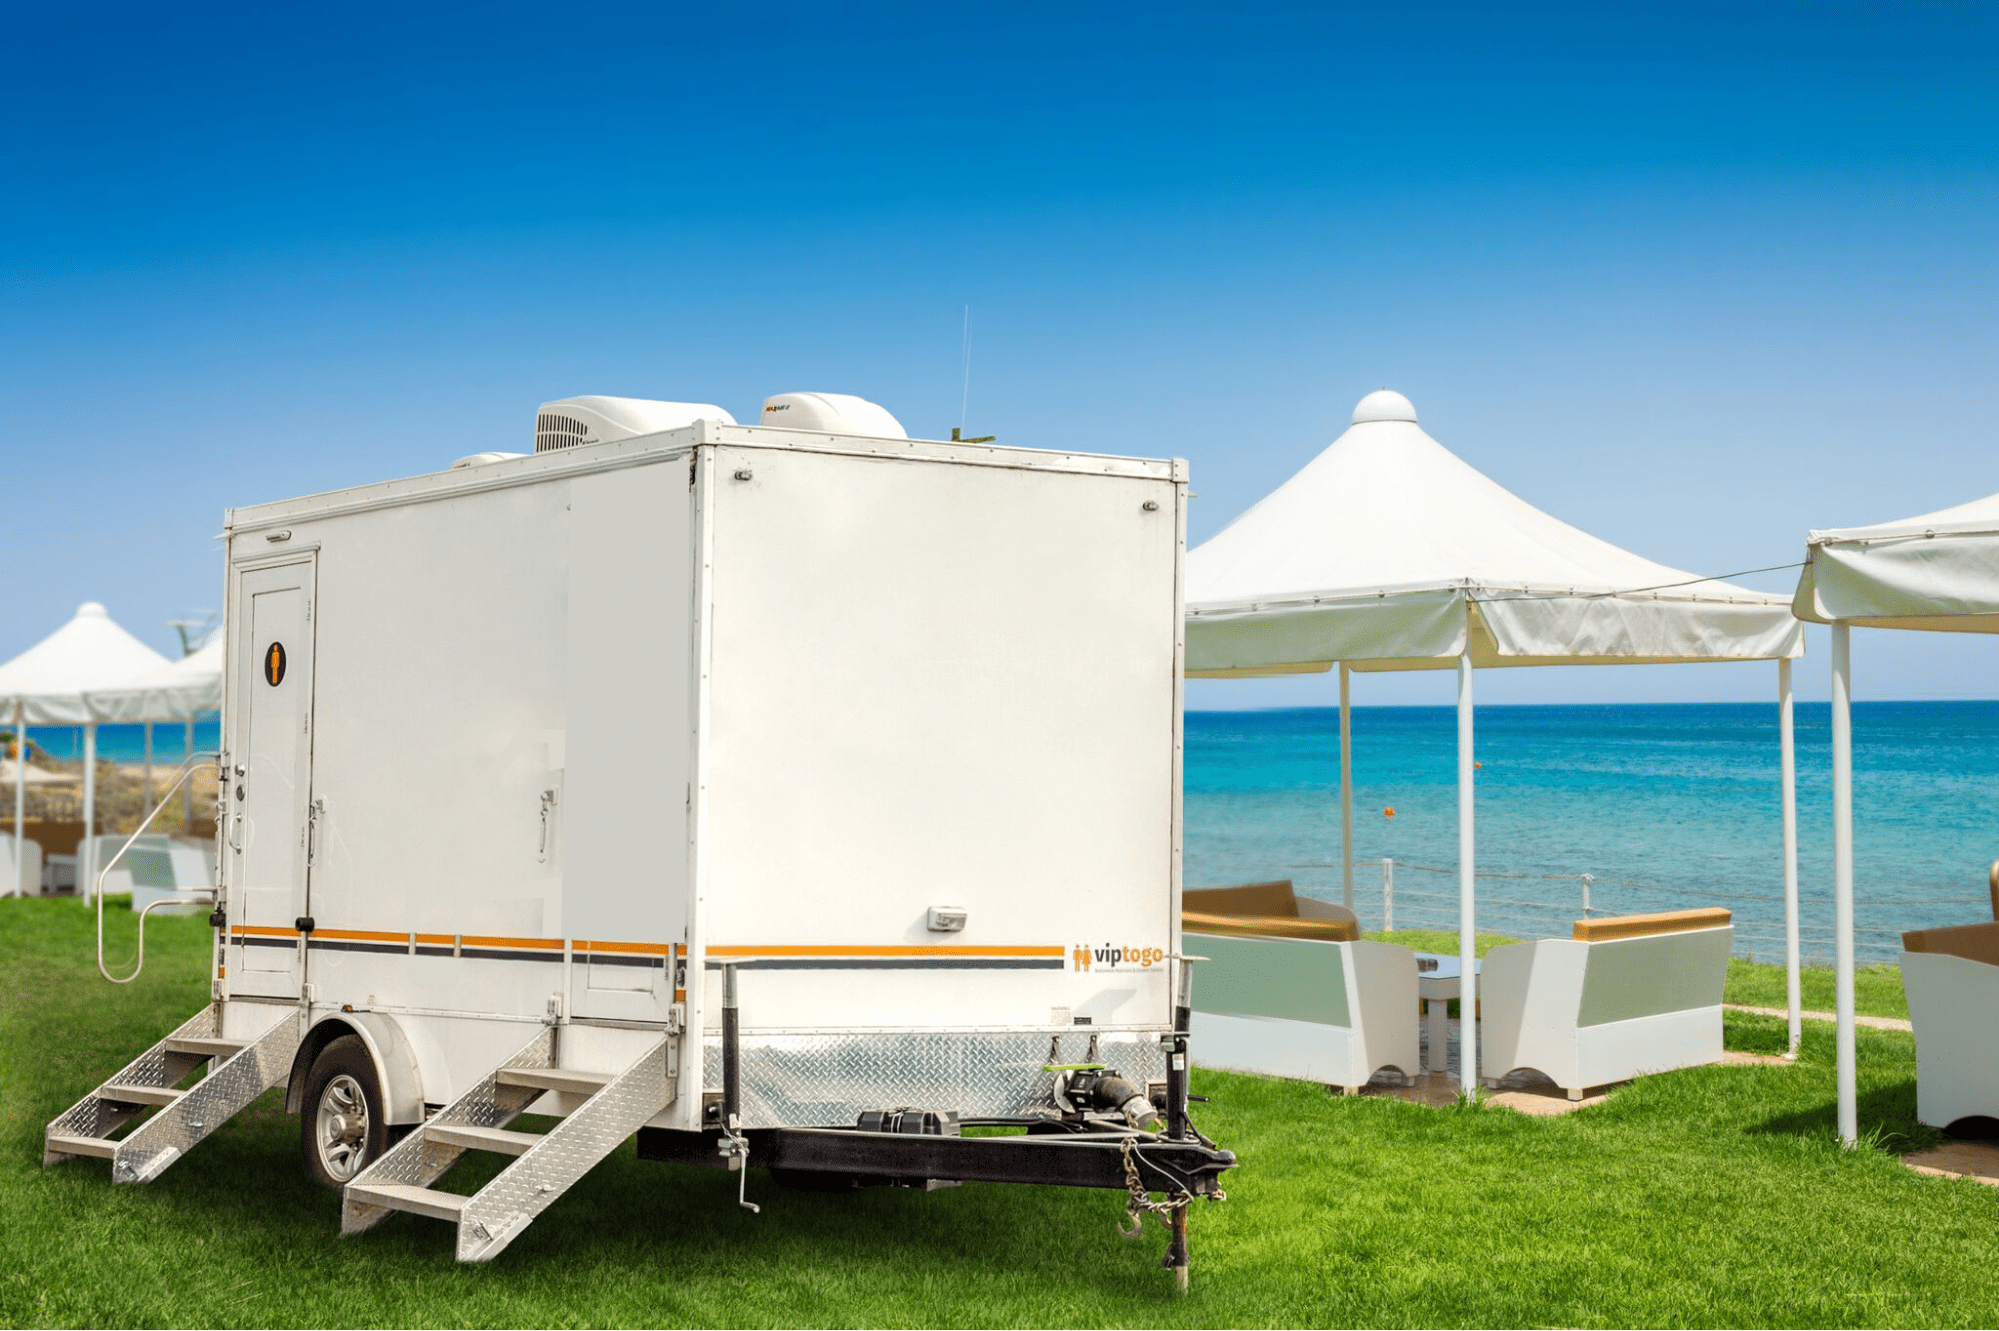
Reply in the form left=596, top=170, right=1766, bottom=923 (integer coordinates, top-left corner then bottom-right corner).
left=345, top=1183, right=471, bottom=1222
left=163, top=1036, right=246, bottom=1059
left=426, top=1124, right=543, bottom=1156
left=100, top=1083, right=186, bottom=1107
left=494, top=1067, right=614, bottom=1096
left=45, top=1134, right=119, bottom=1159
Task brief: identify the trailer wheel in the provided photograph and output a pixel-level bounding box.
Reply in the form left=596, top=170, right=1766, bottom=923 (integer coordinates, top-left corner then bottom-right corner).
left=301, top=1035, right=388, bottom=1188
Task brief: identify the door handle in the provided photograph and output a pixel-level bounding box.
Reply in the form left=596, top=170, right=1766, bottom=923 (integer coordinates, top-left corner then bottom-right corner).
left=305, top=798, right=325, bottom=867
left=228, top=814, right=243, bottom=853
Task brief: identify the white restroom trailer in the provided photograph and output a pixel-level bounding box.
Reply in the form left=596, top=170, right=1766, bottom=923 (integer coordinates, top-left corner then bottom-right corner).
left=45, top=394, right=1233, bottom=1275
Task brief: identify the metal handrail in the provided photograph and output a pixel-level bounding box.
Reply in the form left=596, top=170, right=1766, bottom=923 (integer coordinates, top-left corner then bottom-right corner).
left=96, top=750, right=219, bottom=985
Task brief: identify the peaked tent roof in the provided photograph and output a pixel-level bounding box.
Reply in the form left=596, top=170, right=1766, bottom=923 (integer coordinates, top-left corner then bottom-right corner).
left=1186, top=390, right=1805, bottom=676
left=0, top=603, right=173, bottom=724
left=84, top=633, right=224, bottom=722
left=1792, top=490, right=1999, bottom=633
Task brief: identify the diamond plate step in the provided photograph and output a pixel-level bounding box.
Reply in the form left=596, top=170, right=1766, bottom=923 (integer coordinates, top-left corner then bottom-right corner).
left=425, top=1124, right=543, bottom=1156
left=101, top=1084, right=186, bottom=1107
left=43, top=1001, right=300, bottom=1179
left=495, top=1067, right=613, bottom=1096
left=44, top=1134, right=118, bottom=1159
left=342, top=1027, right=676, bottom=1262
left=346, top=1183, right=471, bottom=1223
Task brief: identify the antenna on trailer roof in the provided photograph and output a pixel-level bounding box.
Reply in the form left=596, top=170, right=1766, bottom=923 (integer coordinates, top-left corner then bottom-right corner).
left=951, top=306, right=996, bottom=444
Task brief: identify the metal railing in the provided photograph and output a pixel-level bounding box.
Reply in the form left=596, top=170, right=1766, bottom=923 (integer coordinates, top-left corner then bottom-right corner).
left=96, top=751, right=219, bottom=985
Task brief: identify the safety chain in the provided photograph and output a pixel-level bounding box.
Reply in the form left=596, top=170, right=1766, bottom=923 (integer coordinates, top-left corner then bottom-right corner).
left=1115, top=1137, right=1225, bottom=1239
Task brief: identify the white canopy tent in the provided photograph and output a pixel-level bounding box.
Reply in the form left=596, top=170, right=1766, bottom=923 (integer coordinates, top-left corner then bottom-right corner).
left=83, top=632, right=224, bottom=842
left=1187, top=390, right=1808, bottom=1093
left=0, top=603, right=171, bottom=898
left=1792, top=490, right=1999, bottom=1146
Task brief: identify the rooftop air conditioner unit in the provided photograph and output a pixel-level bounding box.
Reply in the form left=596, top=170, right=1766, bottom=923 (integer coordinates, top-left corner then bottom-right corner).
left=533, top=396, right=737, bottom=453
left=759, top=392, right=907, bottom=439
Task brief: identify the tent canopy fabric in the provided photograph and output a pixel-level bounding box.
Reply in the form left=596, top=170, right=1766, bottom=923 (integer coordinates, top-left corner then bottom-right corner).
left=84, top=633, right=223, bottom=722
left=1185, top=391, right=1805, bottom=676
left=0, top=603, right=172, bottom=724
left=1793, top=491, right=1999, bottom=633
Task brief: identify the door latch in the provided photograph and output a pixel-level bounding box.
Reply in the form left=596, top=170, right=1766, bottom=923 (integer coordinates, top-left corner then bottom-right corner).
left=304, top=798, right=325, bottom=866
left=537, top=788, right=558, bottom=863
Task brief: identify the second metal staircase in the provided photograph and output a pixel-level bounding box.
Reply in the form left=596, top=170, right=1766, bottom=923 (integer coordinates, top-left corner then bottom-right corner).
left=341, top=1026, right=676, bottom=1262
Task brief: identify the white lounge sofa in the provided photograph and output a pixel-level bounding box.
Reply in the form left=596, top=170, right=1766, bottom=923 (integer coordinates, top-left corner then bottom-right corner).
left=1183, top=880, right=1418, bottom=1094
left=1479, top=907, right=1732, bottom=1100
left=1901, top=921, right=1999, bottom=1132
left=0, top=833, right=44, bottom=898
left=85, top=834, right=215, bottom=913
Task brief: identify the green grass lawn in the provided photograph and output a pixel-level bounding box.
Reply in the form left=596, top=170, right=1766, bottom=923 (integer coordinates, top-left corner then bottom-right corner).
left=5, top=899, right=1993, bottom=1328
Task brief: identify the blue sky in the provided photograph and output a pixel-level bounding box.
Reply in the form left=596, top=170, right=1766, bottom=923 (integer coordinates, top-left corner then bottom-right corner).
left=3, top=1, right=1992, bottom=705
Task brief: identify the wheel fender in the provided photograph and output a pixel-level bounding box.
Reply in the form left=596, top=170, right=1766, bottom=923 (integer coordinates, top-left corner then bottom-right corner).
left=285, top=1013, right=427, bottom=1125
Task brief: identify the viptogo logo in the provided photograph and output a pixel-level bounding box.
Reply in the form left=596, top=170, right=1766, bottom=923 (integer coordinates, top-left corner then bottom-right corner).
left=1071, top=943, right=1166, bottom=972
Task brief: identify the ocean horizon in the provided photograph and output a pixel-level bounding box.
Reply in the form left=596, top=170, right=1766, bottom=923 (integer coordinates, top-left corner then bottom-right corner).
left=1186, top=699, right=1999, bottom=966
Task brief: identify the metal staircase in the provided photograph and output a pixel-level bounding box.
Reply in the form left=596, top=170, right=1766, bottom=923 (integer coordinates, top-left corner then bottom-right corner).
left=43, top=1001, right=300, bottom=1183
left=341, top=1026, right=676, bottom=1262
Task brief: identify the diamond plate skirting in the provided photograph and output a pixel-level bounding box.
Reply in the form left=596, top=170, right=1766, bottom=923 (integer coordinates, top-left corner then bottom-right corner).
left=703, top=1028, right=1170, bottom=1129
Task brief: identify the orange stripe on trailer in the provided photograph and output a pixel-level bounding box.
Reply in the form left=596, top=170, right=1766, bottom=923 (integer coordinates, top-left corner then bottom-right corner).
left=705, top=944, right=1065, bottom=959
left=311, top=927, right=408, bottom=944
left=458, top=934, right=564, bottom=951
left=231, top=924, right=297, bottom=938
left=575, top=939, right=675, bottom=956
left=413, top=933, right=454, bottom=946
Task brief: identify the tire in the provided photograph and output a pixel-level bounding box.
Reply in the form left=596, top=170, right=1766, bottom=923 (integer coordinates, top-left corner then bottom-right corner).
left=300, top=1035, right=389, bottom=1189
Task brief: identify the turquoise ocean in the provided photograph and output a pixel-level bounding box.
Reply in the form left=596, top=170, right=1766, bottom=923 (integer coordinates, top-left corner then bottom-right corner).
left=1185, top=702, right=1999, bottom=966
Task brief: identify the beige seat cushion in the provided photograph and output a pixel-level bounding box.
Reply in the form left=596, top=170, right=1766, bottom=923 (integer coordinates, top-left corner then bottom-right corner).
left=1184, top=910, right=1359, bottom=943
left=1184, top=880, right=1299, bottom=919
left=1903, top=921, right=1999, bottom=967
left=1572, top=907, right=1731, bottom=942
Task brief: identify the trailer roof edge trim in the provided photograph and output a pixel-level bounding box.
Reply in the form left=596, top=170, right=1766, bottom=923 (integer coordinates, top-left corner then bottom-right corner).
left=226, top=421, right=1183, bottom=533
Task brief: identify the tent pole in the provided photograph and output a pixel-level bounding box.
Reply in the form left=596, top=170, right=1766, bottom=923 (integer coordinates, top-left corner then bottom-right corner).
left=183, top=715, right=196, bottom=833
left=1830, top=623, right=1857, bottom=1147
left=11, top=702, right=24, bottom=898
left=1779, top=658, right=1800, bottom=1059
left=1457, top=649, right=1477, bottom=1096
left=143, top=721, right=153, bottom=823
left=81, top=721, right=97, bottom=905
left=1339, top=664, right=1354, bottom=913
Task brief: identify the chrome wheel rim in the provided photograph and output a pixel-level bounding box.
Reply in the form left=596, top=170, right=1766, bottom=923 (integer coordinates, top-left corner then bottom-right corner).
left=315, top=1074, right=369, bottom=1181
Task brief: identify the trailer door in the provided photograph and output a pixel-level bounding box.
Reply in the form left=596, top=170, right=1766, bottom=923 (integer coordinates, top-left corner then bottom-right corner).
left=227, top=558, right=318, bottom=1000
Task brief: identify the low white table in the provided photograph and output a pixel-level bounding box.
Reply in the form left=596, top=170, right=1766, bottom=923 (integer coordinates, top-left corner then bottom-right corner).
left=1413, top=952, right=1480, bottom=1074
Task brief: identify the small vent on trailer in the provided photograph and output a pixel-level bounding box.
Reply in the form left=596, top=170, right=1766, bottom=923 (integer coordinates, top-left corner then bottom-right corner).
left=536, top=414, right=593, bottom=452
